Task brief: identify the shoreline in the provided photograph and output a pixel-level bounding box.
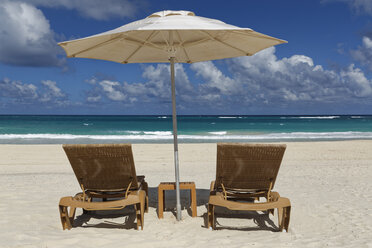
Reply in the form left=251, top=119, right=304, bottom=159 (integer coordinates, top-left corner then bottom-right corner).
left=1, top=140, right=371, bottom=247
left=1, top=138, right=372, bottom=143
left=2, top=136, right=372, bottom=144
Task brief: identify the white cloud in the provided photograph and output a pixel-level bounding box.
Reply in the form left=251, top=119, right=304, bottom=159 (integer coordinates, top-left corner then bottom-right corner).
left=191, top=61, right=239, bottom=96
left=0, top=1, right=62, bottom=66
left=85, top=64, right=195, bottom=106
left=322, top=0, right=372, bottom=15
left=42, top=80, right=65, bottom=97
left=40, top=80, right=66, bottom=103
left=142, top=64, right=194, bottom=101
left=286, top=55, right=314, bottom=67
left=0, top=78, right=68, bottom=107
left=340, top=64, right=372, bottom=97
left=99, top=80, right=127, bottom=101
left=229, top=47, right=372, bottom=106
left=351, top=36, right=372, bottom=71
left=0, top=0, right=142, bottom=67
left=0, top=78, right=38, bottom=101
left=87, top=95, right=101, bottom=103
left=26, top=0, right=140, bottom=20
left=362, top=36, right=372, bottom=48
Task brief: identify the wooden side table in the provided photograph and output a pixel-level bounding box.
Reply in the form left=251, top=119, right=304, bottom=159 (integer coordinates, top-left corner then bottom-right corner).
left=158, top=182, right=197, bottom=218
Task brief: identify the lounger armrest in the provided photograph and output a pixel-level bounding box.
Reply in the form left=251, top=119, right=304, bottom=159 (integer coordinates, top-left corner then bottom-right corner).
left=210, top=181, right=216, bottom=191
left=137, top=175, right=145, bottom=183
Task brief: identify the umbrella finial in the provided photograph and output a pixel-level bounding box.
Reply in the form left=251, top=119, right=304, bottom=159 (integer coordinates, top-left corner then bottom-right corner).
left=147, top=10, right=195, bottom=18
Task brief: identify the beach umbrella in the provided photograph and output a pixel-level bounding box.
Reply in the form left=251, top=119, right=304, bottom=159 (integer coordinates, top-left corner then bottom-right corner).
left=58, top=10, right=286, bottom=221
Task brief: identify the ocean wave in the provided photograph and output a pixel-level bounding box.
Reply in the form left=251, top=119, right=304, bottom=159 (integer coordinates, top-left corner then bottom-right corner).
left=281, top=116, right=340, bottom=119
left=0, top=134, right=172, bottom=140
left=126, top=131, right=141, bottom=134
left=1, top=131, right=372, bottom=141
left=208, top=131, right=227, bottom=135
left=143, top=131, right=172, bottom=135
left=125, top=131, right=172, bottom=135
left=218, top=116, right=237, bottom=119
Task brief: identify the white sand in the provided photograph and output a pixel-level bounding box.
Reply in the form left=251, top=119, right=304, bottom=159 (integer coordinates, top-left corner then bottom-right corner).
left=0, top=141, right=371, bottom=247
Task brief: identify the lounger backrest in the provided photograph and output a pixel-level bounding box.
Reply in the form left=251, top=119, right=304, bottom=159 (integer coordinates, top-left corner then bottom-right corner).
left=63, top=144, right=138, bottom=191
left=216, top=143, right=286, bottom=191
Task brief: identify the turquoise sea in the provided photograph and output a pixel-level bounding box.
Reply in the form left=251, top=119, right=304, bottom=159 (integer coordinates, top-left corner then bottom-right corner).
left=0, top=115, right=372, bottom=144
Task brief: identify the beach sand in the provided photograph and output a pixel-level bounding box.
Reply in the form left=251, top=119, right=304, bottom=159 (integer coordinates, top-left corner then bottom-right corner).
left=0, top=141, right=371, bottom=247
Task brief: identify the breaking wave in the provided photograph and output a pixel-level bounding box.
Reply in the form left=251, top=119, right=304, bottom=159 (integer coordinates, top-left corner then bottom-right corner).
left=1, top=131, right=372, bottom=143
left=281, top=116, right=340, bottom=119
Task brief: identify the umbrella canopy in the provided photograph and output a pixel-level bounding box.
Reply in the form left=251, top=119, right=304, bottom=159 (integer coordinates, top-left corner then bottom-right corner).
left=59, top=10, right=286, bottom=63
left=58, top=10, right=286, bottom=221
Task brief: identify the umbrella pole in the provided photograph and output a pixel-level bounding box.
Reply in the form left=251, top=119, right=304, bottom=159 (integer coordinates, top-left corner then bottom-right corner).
left=170, top=56, right=182, bottom=221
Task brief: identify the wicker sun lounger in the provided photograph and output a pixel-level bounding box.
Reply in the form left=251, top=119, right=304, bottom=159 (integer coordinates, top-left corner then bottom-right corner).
left=208, top=143, right=291, bottom=232
left=59, top=144, right=148, bottom=230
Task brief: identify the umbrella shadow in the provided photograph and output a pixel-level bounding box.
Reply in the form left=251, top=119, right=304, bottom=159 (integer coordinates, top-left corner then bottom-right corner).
left=200, top=206, right=280, bottom=232
left=73, top=206, right=138, bottom=229
left=148, top=187, right=210, bottom=218
left=72, top=186, right=208, bottom=228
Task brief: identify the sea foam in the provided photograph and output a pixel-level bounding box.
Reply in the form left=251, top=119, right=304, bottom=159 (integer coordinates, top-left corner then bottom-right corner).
left=1, top=131, right=372, bottom=142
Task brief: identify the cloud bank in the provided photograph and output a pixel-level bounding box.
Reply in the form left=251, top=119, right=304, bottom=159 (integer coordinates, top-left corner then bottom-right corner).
left=81, top=47, right=372, bottom=114
left=0, top=1, right=62, bottom=67
left=351, top=36, right=372, bottom=71
left=0, top=0, right=140, bottom=67
left=0, top=78, right=68, bottom=108
left=1, top=46, right=371, bottom=114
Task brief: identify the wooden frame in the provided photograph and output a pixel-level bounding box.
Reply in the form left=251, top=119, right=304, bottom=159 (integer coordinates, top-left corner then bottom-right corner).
left=59, top=144, right=148, bottom=230
left=207, top=143, right=291, bottom=232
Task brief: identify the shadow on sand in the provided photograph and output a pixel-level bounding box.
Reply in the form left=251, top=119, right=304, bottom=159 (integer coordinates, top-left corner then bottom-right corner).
left=72, top=187, right=281, bottom=231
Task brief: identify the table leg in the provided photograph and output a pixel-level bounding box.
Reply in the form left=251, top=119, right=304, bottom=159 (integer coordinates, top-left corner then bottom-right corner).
left=158, top=187, right=164, bottom=218
left=191, top=186, right=197, bottom=217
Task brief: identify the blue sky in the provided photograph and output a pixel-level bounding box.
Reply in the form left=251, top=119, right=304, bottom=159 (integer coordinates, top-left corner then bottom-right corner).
left=1, top=0, right=372, bottom=115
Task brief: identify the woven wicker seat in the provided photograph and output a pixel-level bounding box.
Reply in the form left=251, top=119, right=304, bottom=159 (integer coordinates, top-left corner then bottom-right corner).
left=208, top=143, right=291, bottom=232
left=59, top=144, right=148, bottom=230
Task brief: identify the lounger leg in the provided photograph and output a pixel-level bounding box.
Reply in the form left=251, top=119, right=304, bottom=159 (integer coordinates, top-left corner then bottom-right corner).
left=277, top=207, right=285, bottom=231
left=208, top=204, right=215, bottom=230
left=283, top=206, right=291, bottom=232
left=59, top=205, right=73, bottom=230
left=59, top=205, right=67, bottom=230
left=140, top=191, right=145, bottom=230
left=142, top=181, right=149, bottom=213
left=135, top=203, right=141, bottom=230
left=141, top=195, right=148, bottom=230
left=135, top=191, right=146, bottom=230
